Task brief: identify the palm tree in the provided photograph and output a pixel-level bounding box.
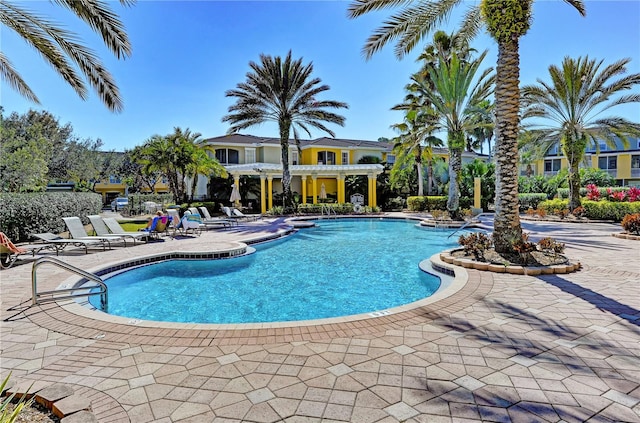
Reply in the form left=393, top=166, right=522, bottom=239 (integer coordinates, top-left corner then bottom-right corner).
left=186, top=141, right=228, bottom=202
left=134, top=135, right=181, bottom=202
left=348, top=0, right=586, bottom=253
left=521, top=56, right=640, bottom=211
left=467, top=99, right=495, bottom=156
left=1, top=0, right=133, bottom=112
left=418, top=51, right=494, bottom=214
left=223, top=51, right=348, bottom=212
left=390, top=108, right=442, bottom=196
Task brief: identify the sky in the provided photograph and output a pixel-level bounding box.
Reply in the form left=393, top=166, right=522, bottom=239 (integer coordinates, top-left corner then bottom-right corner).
left=2, top=0, right=639, bottom=152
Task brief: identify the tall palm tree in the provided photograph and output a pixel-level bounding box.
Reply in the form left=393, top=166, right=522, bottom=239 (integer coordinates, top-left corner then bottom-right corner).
left=348, top=0, right=586, bottom=253
left=467, top=99, right=495, bottom=156
left=390, top=108, right=442, bottom=196
left=223, top=51, right=348, bottom=211
left=1, top=0, right=133, bottom=112
left=418, top=51, right=494, bottom=214
left=521, top=56, right=640, bottom=210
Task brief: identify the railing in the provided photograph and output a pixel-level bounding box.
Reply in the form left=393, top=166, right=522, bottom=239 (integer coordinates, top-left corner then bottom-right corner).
left=631, top=168, right=640, bottom=177
left=32, top=257, right=108, bottom=311
left=447, top=213, right=486, bottom=239
left=321, top=204, right=337, bottom=217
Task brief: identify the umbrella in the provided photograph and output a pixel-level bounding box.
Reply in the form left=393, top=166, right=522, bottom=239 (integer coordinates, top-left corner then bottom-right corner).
left=319, top=183, right=327, bottom=200
left=230, top=184, right=241, bottom=206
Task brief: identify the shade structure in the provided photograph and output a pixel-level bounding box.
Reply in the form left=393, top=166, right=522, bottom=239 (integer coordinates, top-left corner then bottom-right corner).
left=230, top=184, right=242, bottom=206
left=319, top=183, right=327, bottom=200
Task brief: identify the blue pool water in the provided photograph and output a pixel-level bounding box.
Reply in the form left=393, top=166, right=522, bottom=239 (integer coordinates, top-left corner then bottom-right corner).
left=93, top=219, right=468, bottom=324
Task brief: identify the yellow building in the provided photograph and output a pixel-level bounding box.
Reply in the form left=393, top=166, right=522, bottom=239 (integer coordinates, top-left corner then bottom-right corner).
left=203, top=134, right=390, bottom=212
left=202, top=134, right=489, bottom=212
left=527, top=138, right=640, bottom=186
left=94, top=176, right=169, bottom=205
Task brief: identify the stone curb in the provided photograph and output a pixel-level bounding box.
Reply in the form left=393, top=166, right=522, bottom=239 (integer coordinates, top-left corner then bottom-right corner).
left=439, top=251, right=581, bottom=275
left=612, top=232, right=640, bottom=240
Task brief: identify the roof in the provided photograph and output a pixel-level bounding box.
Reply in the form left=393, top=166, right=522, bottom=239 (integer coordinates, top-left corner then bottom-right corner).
left=204, top=134, right=392, bottom=151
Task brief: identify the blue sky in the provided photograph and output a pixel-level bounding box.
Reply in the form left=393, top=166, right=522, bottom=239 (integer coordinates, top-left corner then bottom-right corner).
left=2, top=1, right=639, bottom=151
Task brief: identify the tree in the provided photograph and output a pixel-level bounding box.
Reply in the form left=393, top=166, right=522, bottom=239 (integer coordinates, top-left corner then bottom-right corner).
left=1, top=0, right=133, bottom=112
left=418, top=51, right=494, bottom=214
left=223, top=50, right=348, bottom=212
left=0, top=108, right=111, bottom=191
left=134, top=127, right=226, bottom=203
left=522, top=56, right=640, bottom=210
left=348, top=0, right=586, bottom=253
left=390, top=108, right=443, bottom=196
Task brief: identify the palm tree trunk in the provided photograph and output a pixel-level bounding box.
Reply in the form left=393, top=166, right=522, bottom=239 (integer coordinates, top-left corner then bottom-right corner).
left=564, top=135, right=586, bottom=211
left=427, top=160, right=434, bottom=195
left=279, top=124, right=295, bottom=212
left=447, top=147, right=461, bottom=213
left=492, top=40, right=523, bottom=254
left=416, top=146, right=424, bottom=196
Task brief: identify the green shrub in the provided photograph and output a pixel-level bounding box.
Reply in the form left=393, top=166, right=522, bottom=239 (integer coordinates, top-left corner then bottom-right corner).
left=407, top=196, right=427, bottom=211
left=539, top=199, right=569, bottom=216
left=265, top=206, right=284, bottom=216
left=518, top=193, right=548, bottom=211
left=0, top=192, right=102, bottom=242
left=621, top=213, right=640, bottom=234
left=582, top=200, right=640, bottom=221
left=297, top=203, right=356, bottom=214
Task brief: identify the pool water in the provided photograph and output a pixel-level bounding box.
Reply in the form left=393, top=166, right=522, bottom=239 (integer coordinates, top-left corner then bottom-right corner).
left=93, top=219, right=468, bottom=324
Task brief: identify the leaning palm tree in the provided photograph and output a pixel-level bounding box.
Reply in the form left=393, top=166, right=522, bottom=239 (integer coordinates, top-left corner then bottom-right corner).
left=223, top=51, right=348, bottom=211
left=0, top=0, right=134, bottom=112
left=390, top=108, right=442, bottom=196
left=348, top=0, right=586, bottom=253
left=418, top=51, right=494, bottom=214
left=521, top=56, right=640, bottom=211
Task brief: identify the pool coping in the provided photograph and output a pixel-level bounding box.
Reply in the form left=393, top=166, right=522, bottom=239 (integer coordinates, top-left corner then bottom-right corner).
left=26, top=219, right=488, bottom=345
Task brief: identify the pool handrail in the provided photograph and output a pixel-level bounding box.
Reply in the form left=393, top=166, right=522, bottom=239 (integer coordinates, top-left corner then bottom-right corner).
left=32, top=256, right=108, bottom=311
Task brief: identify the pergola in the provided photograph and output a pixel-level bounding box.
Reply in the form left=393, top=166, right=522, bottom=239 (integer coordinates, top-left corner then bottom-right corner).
left=224, top=163, right=385, bottom=212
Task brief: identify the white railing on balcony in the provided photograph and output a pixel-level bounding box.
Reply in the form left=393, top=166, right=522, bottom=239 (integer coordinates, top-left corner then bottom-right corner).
left=631, top=168, right=640, bottom=177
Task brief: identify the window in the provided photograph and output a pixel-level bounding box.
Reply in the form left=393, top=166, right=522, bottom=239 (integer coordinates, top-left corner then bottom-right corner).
left=215, top=148, right=239, bottom=164
left=291, top=151, right=299, bottom=165
left=109, top=175, right=121, bottom=183
left=386, top=154, right=396, bottom=165
left=341, top=151, right=349, bottom=165
left=598, top=156, right=617, bottom=170
left=317, top=151, right=335, bottom=165
left=631, top=155, right=640, bottom=177
left=245, top=148, right=256, bottom=164
left=544, top=159, right=561, bottom=173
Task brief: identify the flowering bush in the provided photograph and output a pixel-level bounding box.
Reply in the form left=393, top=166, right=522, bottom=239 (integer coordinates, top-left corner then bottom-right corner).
left=621, top=213, right=640, bottom=235
left=586, top=184, right=600, bottom=201
left=607, top=187, right=627, bottom=202
left=628, top=187, right=640, bottom=202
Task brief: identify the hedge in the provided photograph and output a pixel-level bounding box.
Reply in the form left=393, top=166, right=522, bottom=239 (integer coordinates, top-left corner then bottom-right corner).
left=0, top=192, right=102, bottom=242
left=538, top=199, right=640, bottom=221
left=407, top=196, right=474, bottom=212
left=297, top=203, right=355, bottom=214
left=519, top=193, right=548, bottom=211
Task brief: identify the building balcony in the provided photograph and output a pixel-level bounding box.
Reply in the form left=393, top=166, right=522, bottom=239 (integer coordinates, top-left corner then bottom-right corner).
left=632, top=168, right=640, bottom=178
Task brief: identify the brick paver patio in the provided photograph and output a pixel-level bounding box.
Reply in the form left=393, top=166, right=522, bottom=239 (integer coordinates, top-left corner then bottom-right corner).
left=1, top=216, right=639, bottom=422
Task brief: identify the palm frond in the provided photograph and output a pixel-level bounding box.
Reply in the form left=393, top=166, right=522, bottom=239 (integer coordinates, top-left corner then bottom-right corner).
left=0, top=52, right=39, bottom=103
left=52, top=0, right=133, bottom=58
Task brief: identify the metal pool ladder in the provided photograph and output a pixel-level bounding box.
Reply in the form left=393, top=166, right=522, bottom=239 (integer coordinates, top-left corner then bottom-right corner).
left=321, top=204, right=337, bottom=218
left=32, top=257, right=108, bottom=311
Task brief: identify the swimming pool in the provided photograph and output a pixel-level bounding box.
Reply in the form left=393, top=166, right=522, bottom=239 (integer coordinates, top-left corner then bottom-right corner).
left=92, top=219, right=469, bottom=324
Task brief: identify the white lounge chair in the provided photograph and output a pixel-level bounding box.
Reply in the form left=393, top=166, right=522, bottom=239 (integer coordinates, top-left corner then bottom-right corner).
left=198, top=207, right=233, bottom=228
left=232, top=208, right=261, bottom=221
left=62, top=216, right=126, bottom=248
left=88, top=215, right=149, bottom=245
left=31, top=232, right=107, bottom=254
